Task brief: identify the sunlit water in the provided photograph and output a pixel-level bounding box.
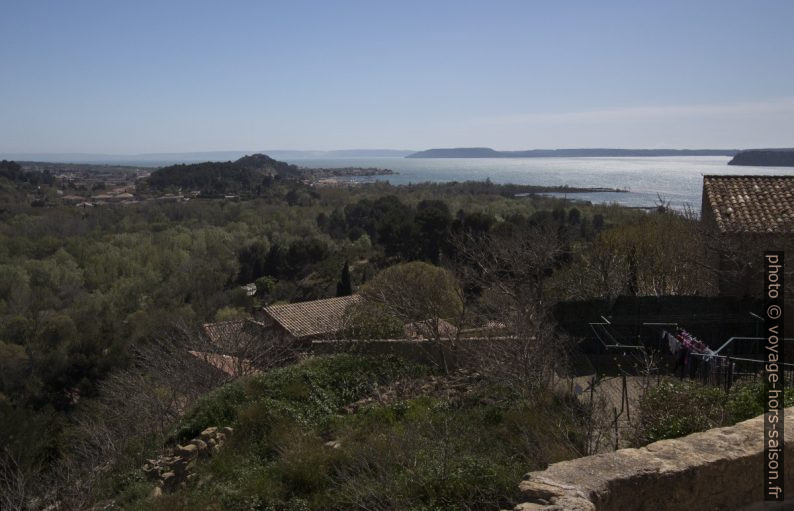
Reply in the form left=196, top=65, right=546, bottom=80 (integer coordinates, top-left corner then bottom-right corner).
left=285, top=156, right=794, bottom=211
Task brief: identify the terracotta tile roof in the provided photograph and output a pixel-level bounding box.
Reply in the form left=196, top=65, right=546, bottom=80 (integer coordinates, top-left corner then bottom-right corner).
left=202, top=319, right=244, bottom=344
left=263, top=295, right=361, bottom=339
left=702, top=175, right=794, bottom=234
left=201, top=319, right=270, bottom=346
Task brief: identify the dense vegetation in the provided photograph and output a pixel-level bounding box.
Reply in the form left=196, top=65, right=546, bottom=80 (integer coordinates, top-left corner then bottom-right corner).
left=0, top=159, right=55, bottom=186
left=109, top=355, right=586, bottom=511
left=631, top=379, right=794, bottom=445
left=0, top=156, right=735, bottom=509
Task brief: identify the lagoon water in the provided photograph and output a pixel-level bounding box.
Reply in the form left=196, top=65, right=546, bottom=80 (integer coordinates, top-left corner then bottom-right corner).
left=286, top=156, right=794, bottom=211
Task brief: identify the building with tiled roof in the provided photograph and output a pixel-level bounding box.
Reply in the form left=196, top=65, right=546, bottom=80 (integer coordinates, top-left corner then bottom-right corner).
left=201, top=318, right=271, bottom=346
left=700, top=175, right=793, bottom=308
left=701, top=175, right=794, bottom=234
left=259, top=295, right=362, bottom=340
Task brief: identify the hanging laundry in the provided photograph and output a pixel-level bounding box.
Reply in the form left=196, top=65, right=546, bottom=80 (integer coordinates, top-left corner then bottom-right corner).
left=664, top=330, right=680, bottom=356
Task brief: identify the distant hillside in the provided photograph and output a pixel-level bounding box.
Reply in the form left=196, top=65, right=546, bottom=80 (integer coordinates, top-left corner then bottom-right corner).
left=0, top=149, right=416, bottom=165
left=728, top=149, right=794, bottom=167
left=146, top=153, right=299, bottom=193
left=406, top=148, right=739, bottom=158
left=235, top=153, right=301, bottom=177
left=265, top=149, right=415, bottom=159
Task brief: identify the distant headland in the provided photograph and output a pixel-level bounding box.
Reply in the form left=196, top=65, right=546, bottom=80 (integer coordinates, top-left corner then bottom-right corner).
left=406, top=147, right=739, bottom=158
left=728, top=149, right=794, bottom=167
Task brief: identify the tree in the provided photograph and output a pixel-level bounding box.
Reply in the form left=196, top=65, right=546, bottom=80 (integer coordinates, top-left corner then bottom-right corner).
left=360, top=262, right=463, bottom=328
left=451, top=224, right=571, bottom=395
left=336, top=261, right=353, bottom=296
left=327, top=208, right=348, bottom=240
left=568, top=208, right=581, bottom=225
left=576, top=212, right=711, bottom=297
left=351, top=262, right=464, bottom=371
left=593, top=214, right=605, bottom=231
left=415, top=200, right=452, bottom=264
left=237, top=240, right=269, bottom=284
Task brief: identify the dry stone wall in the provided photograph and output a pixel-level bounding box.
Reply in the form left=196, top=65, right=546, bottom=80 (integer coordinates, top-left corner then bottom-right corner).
left=143, top=426, right=233, bottom=496
left=515, top=408, right=794, bottom=511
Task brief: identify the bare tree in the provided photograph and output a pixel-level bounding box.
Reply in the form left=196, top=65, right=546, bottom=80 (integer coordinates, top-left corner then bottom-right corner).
left=42, top=319, right=300, bottom=509
left=135, top=319, right=300, bottom=401
left=199, top=319, right=300, bottom=375
left=452, top=223, right=564, bottom=309
left=0, top=448, right=39, bottom=511
left=450, top=225, right=572, bottom=396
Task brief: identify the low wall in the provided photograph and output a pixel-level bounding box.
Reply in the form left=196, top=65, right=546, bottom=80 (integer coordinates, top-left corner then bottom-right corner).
left=310, top=339, right=447, bottom=367
left=516, top=408, right=794, bottom=511
left=310, top=337, right=517, bottom=369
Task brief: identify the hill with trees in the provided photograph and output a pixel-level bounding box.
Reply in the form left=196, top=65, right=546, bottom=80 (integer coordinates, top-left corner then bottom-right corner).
left=146, top=154, right=300, bottom=195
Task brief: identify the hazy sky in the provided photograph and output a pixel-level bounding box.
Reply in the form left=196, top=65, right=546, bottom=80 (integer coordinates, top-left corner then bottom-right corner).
left=2, top=0, right=793, bottom=153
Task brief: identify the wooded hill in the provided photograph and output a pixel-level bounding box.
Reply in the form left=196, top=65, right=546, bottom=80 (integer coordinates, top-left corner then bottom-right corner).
left=146, top=153, right=301, bottom=194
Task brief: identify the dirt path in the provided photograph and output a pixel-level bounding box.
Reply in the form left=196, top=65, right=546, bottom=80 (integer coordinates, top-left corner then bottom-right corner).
left=568, top=374, right=647, bottom=451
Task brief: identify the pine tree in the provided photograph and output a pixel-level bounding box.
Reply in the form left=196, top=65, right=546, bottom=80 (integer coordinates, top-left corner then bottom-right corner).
left=336, top=261, right=353, bottom=296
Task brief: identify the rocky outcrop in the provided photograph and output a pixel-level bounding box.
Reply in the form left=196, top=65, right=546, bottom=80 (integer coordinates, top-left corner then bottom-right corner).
left=515, top=408, right=794, bottom=510
left=143, top=426, right=234, bottom=495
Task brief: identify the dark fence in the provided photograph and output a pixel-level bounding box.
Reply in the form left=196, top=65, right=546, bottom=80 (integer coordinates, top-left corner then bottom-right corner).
left=555, top=296, right=765, bottom=352
left=579, top=314, right=794, bottom=390
left=556, top=296, right=773, bottom=382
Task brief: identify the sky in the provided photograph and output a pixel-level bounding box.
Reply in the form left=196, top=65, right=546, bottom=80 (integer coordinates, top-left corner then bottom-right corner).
left=1, top=0, right=793, bottom=153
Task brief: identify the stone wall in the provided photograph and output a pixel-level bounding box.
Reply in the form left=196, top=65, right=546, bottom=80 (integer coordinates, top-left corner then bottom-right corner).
left=143, top=426, right=233, bottom=497
left=310, top=339, right=447, bottom=366
left=310, top=337, right=519, bottom=369
left=515, top=408, right=794, bottom=511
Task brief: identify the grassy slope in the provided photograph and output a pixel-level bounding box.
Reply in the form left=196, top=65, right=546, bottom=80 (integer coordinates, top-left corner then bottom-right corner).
left=109, top=355, right=587, bottom=511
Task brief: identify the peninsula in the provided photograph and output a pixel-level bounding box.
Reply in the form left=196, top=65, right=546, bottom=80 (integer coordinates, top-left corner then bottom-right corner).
left=728, top=148, right=794, bottom=167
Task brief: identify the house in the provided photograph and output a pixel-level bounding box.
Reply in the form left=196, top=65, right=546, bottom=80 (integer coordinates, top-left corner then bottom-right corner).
left=199, top=318, right=298, bottom=371
left=201, top=318, right=274, bottom=346
left=700, top=175, right=793, bottom=331
left=701, top=175, right=794, bottom=235
left=255, top=295, right=362, bottom=342
left=200, top=295, right=517, bottom=370
left=256, top=295, right=468, bottom=342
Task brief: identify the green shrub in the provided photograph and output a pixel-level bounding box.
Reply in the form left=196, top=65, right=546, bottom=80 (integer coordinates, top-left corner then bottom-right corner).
left=632, top=379, right=794, bottom=446
left=119, top=356, right=588, bottom=510
left=173, top=380, right=246, bottom=441
left=632, top=380, right=726, bottom=445
left=725, top=381, right=794, bottom=423
left=173, top=354, right=426, bottom=444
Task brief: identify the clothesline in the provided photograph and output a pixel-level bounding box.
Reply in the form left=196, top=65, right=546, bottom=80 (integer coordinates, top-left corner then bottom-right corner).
left=663, top=328, right=716, bottom=362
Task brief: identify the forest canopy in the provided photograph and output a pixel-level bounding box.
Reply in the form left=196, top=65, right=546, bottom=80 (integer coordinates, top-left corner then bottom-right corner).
left=0, top=156, right=728, bottom=510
